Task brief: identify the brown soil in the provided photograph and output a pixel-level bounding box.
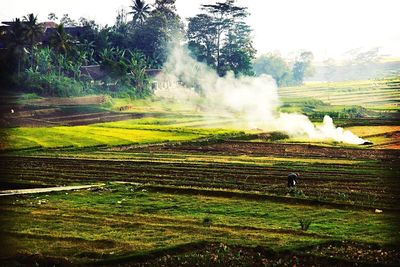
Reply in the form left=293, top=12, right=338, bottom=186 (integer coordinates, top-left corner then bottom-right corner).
left=118, top=140, right=400, bottom=160
left=116, top=242, right=400, bottom=267
left=1, top=152, right=398, bottom=209
left=308, top=241, right=400, bottom=266
left=1, top=107, right=149, bottom=127
left=31, top=95, right=108, bottom=106
left=0, top=95, right=163, bottom=127
left=4, top=241, right=396, bottom=266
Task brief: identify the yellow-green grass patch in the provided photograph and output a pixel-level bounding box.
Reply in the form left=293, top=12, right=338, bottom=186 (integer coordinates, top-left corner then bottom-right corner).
left=1, top=125, right=213, bottom=150
left=2, top=184, right=398, bottom=263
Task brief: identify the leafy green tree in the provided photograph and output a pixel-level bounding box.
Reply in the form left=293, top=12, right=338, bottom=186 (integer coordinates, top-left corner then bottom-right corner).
left=94, top=28, right=112, bottom=54
left=115, top=8, right=129, bottom=36
left=187, top=14, right=217, bottom=65
left=23, top=14, right=43, bottom=49
left=48, top=12, right=58, bottom=21
left=127, top=50, right=150, bottom=96
left=131, top=15, right=166, bottom=66
left=98, top=47, right=150, bottom=96
left=75, top=18, right=103, bottom=63
left=131, top=0, right=183, bottom=67
left=5, top=18, right=28, bottom=76
left=23, top=14, right=43, bottom=68
left=49, top=24, right=74, bottom=55
left=154, top=0, right=179, bottom=21
left=292, top=51, right=314, bottom=85
left=129, top=0, right=151, bottom=26
left=187, top=0, right=255, bottom=76
left=201, top=0, right=247, bottom=71
left=30, top=46, right=53, bottom=74
left=220, top=21, right=255, bottom=76
left=253, top=53, right=293, bottom=86
left=99, top=48, right=128, bottom=80
left=77, top=39, right=96, bottom=65
left=60, top=14, right=77, bottom=27
left=70, top=50, right=87, bottom=79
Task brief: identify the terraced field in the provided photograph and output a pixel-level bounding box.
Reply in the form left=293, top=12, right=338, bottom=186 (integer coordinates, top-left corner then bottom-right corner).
left=1, top=92, right=399, bottom=266
left=279, top=77, right=400, bottom=108
left=1, top=141, right=399, bottom=209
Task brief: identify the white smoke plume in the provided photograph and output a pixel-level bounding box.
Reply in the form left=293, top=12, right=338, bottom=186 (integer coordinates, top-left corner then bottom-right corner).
left=155, top=45, right=368, bottom=145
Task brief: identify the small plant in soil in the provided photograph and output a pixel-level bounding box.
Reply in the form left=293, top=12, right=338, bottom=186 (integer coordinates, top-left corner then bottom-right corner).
left=202, top=217, right=212, bottom=227
left=299, top=218, right=312, bottom=231
left=337, top=192, right=348, bottom=201
left=288, top=187, right=305, bottom=197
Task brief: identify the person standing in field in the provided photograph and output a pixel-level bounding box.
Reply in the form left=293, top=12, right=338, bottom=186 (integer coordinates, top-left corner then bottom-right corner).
left=287, top=172, right=300, bottom=187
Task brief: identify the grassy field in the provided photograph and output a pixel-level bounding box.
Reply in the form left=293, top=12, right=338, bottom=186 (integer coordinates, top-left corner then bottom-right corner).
left=0, top=116, right=242, bottom=151
left=2, top=142, right=399, bottom=210
left=279, top=77, right=400, bottom=108
left=1, top=80, right=400, bottom=266
left=2, top=183, right=399, bottom=265
left=2, top=117, right=398, bottom=151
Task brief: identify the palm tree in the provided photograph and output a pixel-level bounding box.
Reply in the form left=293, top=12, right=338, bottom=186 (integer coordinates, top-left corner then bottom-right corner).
left=23, top=13, right=43, bottom=47
left=128, top=0, right=151, bottom=25
left=6, top=18, right=28, bottom=76
left=23, top=13, right=43, bottom=67
left=50, top=24, right=73, bottom=55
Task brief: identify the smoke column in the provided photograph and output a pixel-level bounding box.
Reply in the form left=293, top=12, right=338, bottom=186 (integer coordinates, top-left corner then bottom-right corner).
left=155, top=45, right=367, bottom=145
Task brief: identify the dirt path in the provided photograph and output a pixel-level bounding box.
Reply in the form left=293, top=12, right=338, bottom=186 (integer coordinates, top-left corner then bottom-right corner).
left=0, top=184, right=105, bottom=197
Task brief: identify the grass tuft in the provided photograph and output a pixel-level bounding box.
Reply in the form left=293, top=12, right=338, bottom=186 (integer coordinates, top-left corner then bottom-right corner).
left=299, top=218, right=312, bottom=231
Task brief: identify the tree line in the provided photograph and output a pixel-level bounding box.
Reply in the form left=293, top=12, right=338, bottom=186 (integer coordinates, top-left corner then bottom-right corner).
left=0, top=0, right=314, bottom=98
left=253, top=52, right=314, bottom=87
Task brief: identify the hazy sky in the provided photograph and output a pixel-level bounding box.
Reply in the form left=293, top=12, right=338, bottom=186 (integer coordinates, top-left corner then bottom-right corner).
left=2, top=0, right=399, bottom=60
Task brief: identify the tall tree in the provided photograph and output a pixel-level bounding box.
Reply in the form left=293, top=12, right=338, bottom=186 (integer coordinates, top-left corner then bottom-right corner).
left=292, top=51, right=314, bottom=85
left=131, top=0, right=183, bottom=67
left=115, top=8, right=128, bottom=33
left=219, top=21, right=255, bottom=76
left=201, top=0, right=247, bottom=72
left=253, top=53, right=293, bottom=87
left=23, top=14, right=43, bottom=45
left=6, top=18, right=28, bottom=76
left=187, top=14, right=217, bottom=65
left=187, top=0, right=255, bottom=76
left=49, top=24, right=73, bottom=55
left=126, top=50, right=150, bottom=96
left=60, top=14, right=77, bottom=27
left=48, top=12, right=58, bottom=22
left=23, top=13, right=43, bottom=67
left=129, top=0, right=151, bottom=26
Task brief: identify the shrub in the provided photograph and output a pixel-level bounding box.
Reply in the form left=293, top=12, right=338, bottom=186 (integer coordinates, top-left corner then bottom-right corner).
left=288, top=187, right=305, bottom=197
left=22, top=70, right=83, bottom=97
left=269, top=131, right=290, bottom=141
left=337, top=192, right=348, bottom=201
left=19, top=93, right=40, bottom=101
left=299, top=218, right=312, bottom=231
left=202, top=217, right=212, bottom=227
